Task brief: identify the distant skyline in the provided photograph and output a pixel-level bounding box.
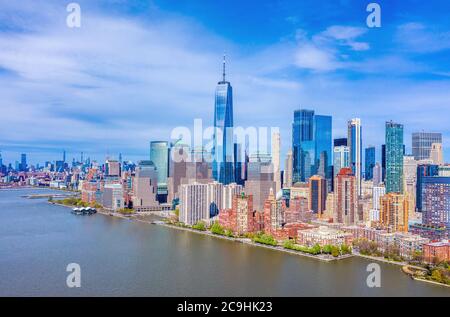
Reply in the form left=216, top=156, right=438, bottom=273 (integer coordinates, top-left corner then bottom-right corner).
left=0, top=0, right=450, bottom=165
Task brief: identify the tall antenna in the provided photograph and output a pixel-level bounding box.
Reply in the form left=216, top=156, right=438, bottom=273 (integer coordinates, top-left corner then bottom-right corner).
left=222, top=54, right=226, bottom=82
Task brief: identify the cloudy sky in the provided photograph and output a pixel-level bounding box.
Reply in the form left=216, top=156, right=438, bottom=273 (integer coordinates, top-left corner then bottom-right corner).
left=0, top=0, right=449, bottom=166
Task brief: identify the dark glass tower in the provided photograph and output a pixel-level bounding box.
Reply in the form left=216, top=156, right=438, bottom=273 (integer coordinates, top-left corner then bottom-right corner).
left=365, top=146, right=375, bottom=180
left=213, top=56, right=234, bottom=184
left=292, top=109, right=332, bottom=185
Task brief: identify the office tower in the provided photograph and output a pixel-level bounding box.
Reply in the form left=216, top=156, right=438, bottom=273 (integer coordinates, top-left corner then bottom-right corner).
left=403, top=155, right=418, bottom=217
left=20, top=153, right=27, bottom=172
left=150, top=141, right=169, bottom=201
left=348, top=118, right=362, bottom=196
left=416, top=164, right=439, bottom=212
left=63, top=150, right=66, bottom=163
left=105, top=159, right=120, bottom=177
left=213, top=56, right=234, bottom=185
left=385, top=121, right=404, bottom=193
left=167, top=142, right=213, bottom=203
left=380, top=193, right=409, bottom=232
left=102, top=183, right=125, bottom=211
left=421, top=177, right=450, bottom=229
left=132, top=161, right=159, bottom=209
left=292, top=109, right=332, bottom=183
left=272, top=132, right=281, bottom=193
left=334, top=167, right=357, bottom=225
left=315, top=115, right=333, bottom=189
left=244, top=153, right=276, bottom=211
left=334, top=138, right=347, bottom=147
left=372, top=185, right=386, bottom=212
left=381, top=144, right=386, bottom=182
left=373, top=162, right=382, bottom=186
left=283, top=149, right=293, bottom=188
left=333, top=145, right=350, bottom=177
left=308, top=175, right=327, bottom=217
left=365, top=146, right=375, bottom=180
left=430, top=143, right=444, bottom=165
left=233, top=143, right=244, bottom=185
left=0, top=151, right=3, bottom=170
left=412, top=132, right=442, bottom=161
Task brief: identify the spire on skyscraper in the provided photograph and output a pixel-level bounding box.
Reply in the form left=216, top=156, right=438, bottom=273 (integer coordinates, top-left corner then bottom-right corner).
left=222, top=54, right=226, bottom=82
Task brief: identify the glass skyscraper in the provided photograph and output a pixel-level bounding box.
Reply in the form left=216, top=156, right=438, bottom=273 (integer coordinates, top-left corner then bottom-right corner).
left=348, top=118, right=362, bottom=196
left=292, top=109, right=332, bottom=184
left=385, top=121, right=404, bottom=193
left=412, top=132, right=442, bottom=161
left=365, top=146, right=375, bottom=180
left=213, top=56, right=234, bottom=185
left=150, top=141, right=169, bottom=200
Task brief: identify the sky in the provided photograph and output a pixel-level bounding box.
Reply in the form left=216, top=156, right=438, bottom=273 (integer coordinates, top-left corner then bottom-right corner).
left=0, top=0, right=449, bottom=166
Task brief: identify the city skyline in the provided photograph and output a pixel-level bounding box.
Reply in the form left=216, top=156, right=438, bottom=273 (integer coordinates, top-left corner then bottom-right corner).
left=1, top=1, right=450, bottom=165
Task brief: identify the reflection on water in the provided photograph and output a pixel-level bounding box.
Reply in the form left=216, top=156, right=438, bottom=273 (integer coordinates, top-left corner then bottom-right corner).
left=0, top=188, right=448, bottom=296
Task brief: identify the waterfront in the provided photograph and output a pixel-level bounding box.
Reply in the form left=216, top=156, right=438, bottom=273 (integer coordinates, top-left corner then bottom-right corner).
left=0, top=189, right=449, bottom=296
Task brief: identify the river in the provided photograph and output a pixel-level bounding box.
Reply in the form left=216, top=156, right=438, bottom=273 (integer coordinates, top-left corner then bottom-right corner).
left=0, top=188, right=448, bottom=296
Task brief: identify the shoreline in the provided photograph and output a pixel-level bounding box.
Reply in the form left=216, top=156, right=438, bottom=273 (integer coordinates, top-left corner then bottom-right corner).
left=46, top=199, right=450, bottom=289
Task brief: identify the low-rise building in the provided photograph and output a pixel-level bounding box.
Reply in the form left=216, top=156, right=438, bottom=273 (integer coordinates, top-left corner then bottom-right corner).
left=423, top=240, right=450, bottom=263
left=297, top=226, right=353, bottom=247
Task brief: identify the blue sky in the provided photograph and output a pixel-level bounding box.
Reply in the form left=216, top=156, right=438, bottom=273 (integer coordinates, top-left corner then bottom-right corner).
left=0, top=0, right=449, bottom=166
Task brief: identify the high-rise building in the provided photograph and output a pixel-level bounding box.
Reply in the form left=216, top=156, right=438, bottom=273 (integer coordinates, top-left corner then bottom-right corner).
left=213, top=56, right=234, bottom=185
left=150, top=141, right=169, bottom=201
left=421, top=176, right=450, bottom=229
left=334, top=167, right=357, bottom=225
left=20, top=153, right=27, bottom=172
left=403, top=155, right=418, bottom=218
left=292, top=109, right=332, bottom=184
left=179, top=183, right=209, bottom=225
left=233, top=143, right=244, bottom=185
left=309, top=175, right=327, bottom=217
left=244, top=153, right=276, bottom=211
left=333, top=145, right=350, bottom=177
left=416, top=164, right=439, bottom=212
left=105, top=159, right=120, bottom=177
left=272, top=132, right=281, bottom=193
left=380, top=193, right=409, bottom=232
left=430, top=143, right=444, bottom=165
left=373, top=162, right=382, bottom=186
left=381, top=144, right=386, bottom=182
left=412, top=132, right=442, bottom=161
left=219, top=193, right=255, bottom=235
left=283, top=149, right=293, bottom=188
left=348, top=118, right=362, bottom=196
left=132, top=161, right=159, bottom=210
left=385, top=121, right=404, bottom=193
left=222, top=183, right=244, bottom=210
left=333, top=138, right=347, bottom=147
left=372, top=185, right=386, bottom=212
left=365, top=146, right=375, bottom=180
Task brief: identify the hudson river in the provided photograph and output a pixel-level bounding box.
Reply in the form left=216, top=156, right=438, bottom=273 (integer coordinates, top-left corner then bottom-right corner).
left=0, top=188, right=448, bottom=296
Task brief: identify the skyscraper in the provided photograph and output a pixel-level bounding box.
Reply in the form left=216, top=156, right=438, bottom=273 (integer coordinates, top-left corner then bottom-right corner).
left=334, top=167, right=357, bottom=225
left=421, top=176, right=450, bottom=229
left=283, top=149, right=293, bottom=188
left=20, top=153, right=27, bottom=172
left=416, top=164, right=439, bottom=212
left=348, top=118, right=362, bottom=196
left=333, top=145, right=350, bottom=178
left=213, top=56, right=234, bottom=185
left=430, top=143, right=444, bottom=165
left=373, top=162, right=382, bottom=186
left=150, top=141, right=169, bottom=201
left=292, top=109, right=332, bottom=184
left=385, top=121, right=404, bottom=193
left=333, top=138, right=347, bottom=147
left=132, top=161, right=159, bottom=210
left=365, top=146, right=375, bottom=180
left=380, top=193, right=409, bottom=232
left=309, top=175, right=327, bottom=217
left=272, top=132, right=281, bottom=193
left=412, top=132, right=442, bottom=161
